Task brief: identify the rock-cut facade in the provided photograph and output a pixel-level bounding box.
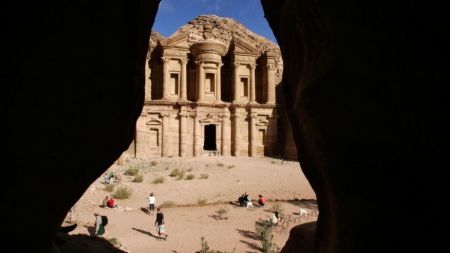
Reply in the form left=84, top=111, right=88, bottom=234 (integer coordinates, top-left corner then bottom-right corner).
left=125, top=15, right=297, bottom=158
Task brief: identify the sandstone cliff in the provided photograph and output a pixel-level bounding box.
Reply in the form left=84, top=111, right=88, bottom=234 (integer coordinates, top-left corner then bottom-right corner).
left=150, top=15, right=283, bottom=83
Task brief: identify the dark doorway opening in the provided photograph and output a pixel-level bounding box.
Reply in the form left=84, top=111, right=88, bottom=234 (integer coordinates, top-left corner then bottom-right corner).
left=204, top=125, right=217, bottom=150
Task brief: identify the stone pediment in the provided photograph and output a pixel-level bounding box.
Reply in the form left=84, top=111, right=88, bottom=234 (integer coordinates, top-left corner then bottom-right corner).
left=162, top=33, right=190, bottom=49
left=232, top=37, right=259, bottom=56
left=146, top=118, right=162, bottom=125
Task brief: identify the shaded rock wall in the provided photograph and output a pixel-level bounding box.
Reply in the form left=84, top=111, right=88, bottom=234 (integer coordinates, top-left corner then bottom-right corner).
left=4, top=0, right=161, bottom=252
left=262, top=0, right=450, bottom=252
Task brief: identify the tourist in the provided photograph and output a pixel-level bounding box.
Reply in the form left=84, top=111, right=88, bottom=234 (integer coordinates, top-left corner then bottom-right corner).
left=94, top=213, right=106, bottom=237
left=154, top=208, right=168, bottom=239
left=102, top=196, right=109, bottom=208
left=245, top=194, right=253, bottom=208
left=238, top=193, right=247, bottom=207
left=148, top=192, right=156, bottom=214
left=258, top=194, right=267, bottom=207
left=270, top=211, right=282, bottom=225
left=107, top=196, right=118, bottom=208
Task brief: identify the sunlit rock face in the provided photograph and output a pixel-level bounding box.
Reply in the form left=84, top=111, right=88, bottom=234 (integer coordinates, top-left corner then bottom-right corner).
left=262, top=0, right=450, bottom=252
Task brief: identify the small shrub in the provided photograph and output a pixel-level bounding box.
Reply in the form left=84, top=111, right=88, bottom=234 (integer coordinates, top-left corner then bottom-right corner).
left=215, top=207, right=228, bottom=220
left=104, top=184, right=115, bottom=192
left=185, top=174, right=195, bottom=180
left=176, top=170, right=186, bottom=180
left=108, top=238, right=120, bottom=246
left=152, top=176, right=165, bottom=184
left=255, top=219, right=276, bottom=253
left=113, top=187, right=132, bottom=199
left=169, top=168, right=183, bottom=177
left=150, top=161, right=158, bottom=166
left=132, top=174, right=143, bottom=183
left=216, top=162, right=224, bottom=167
left=272, top=202, right=285, bottom=219
left=124, top=167, right=139, bottom=176
left=160, top=201, right=176, bottom=208
left=199, top=237, right=210, bottom=253
left=198, top=198, right=207, bottom=205
left=227, top=165, right=235, bottom=169
left=187, top=167, right=193, bottom=172
left=199, top=174, right=209, bottom=179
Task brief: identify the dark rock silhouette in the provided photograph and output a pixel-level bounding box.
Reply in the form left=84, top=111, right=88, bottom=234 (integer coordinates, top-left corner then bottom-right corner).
left=4, top=0, right=449, bottom=252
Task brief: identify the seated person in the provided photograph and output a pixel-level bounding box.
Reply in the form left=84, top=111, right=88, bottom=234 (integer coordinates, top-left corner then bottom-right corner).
left=107, top=196, right=118, bottom=208
left=246, top=195, right=253, bottom=208
left=258, top=194, right=267, bottom=207
left=270, top=211, right=282, bottom=225
left=238, top=194, right=247, bottom=207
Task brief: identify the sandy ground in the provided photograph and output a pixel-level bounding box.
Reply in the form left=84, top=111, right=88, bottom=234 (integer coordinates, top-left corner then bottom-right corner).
left=66, top=156, right=317, bottom=252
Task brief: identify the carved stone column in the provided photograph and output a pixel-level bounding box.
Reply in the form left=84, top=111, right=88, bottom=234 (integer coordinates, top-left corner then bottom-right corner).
left=216, top=63, right=223, bottom=101
left=161, top=112, right=170, bottom=157
left=181, top=58, right=188, bottom=100
left=162, top=57, right=169, bottom=100
left=249, top=112, right=257, bottom=157
left=144, top=60, right=152, bottom=101
left=179, top=111, right=188, bottom=157
left=232, top=111, right=241, bottom=156
left=233, top=63, right=240, bottom=102
left=250, top=63, right=256, bottom=103
left=193, top=113, right=201, bottom=156
left=267, top=63, right=276, bottom=104
left=197, top=61, right=205, bottom=102
left=220, top=110, right=231, bottom=156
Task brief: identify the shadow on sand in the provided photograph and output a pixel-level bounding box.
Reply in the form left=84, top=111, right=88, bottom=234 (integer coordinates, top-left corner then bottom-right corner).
left=239, top=239, right=262, bottom=252
left=132, top=227, right=160, bottom=239
left=140, top=207, right=153, bottom=216
left=236, top=229, right=259, bottom=240
left=84, top=225, right=96, bottom=236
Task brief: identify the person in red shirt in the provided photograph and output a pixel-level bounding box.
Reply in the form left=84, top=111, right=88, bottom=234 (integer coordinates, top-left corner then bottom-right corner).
left=107, top=196, right=118, bottom=208
left=258, top=194, right=267, bottom=207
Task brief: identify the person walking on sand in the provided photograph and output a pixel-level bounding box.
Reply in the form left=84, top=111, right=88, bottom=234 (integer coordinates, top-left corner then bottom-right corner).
left=154, top=208, right=168, bottom=240
left=148, top=192, right=156, bottom=214
left=94, top=213, right=106, bottom=237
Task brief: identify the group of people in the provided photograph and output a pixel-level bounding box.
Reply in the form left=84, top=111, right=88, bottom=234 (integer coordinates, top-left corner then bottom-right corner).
left=103, top=171, right=116, bottom=184
left=94, top=192, right=168, bottom=239
left=238, top=193, right=267, bottom=208
left=147, top=192, right=168, bottom=239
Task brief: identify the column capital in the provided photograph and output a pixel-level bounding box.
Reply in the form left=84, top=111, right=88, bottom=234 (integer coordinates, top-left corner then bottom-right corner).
left=160, top=112, right=170, bottom=117
left=233, top=62, right=241, bottom=68
left=249, top=63, right=257, bottom=69
left=178, top=112, right=189, bottom=118
left=267, top=63, right=276, bottom=70
left=180, top=57, right=189, bottom=65
left=231, top=114, right=241, bottom=119
left=249, top=112, right=258, bottom=119
left=219, top=113, right=229, bottom=119
left=161, top=56, right=170, bottom=62
left=195, top=60, right=204, bottom=65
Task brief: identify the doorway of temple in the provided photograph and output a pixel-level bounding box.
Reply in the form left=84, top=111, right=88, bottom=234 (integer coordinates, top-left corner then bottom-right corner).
left=203, top=124, right=217, bottom=151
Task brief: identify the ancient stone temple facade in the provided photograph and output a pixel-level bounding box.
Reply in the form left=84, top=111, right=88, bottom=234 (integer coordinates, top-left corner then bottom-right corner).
left=126, top=15, right=289, bottom=158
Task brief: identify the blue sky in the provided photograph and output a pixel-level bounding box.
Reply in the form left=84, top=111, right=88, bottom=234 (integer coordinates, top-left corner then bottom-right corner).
left=153, top=0, right=277, bottom=44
